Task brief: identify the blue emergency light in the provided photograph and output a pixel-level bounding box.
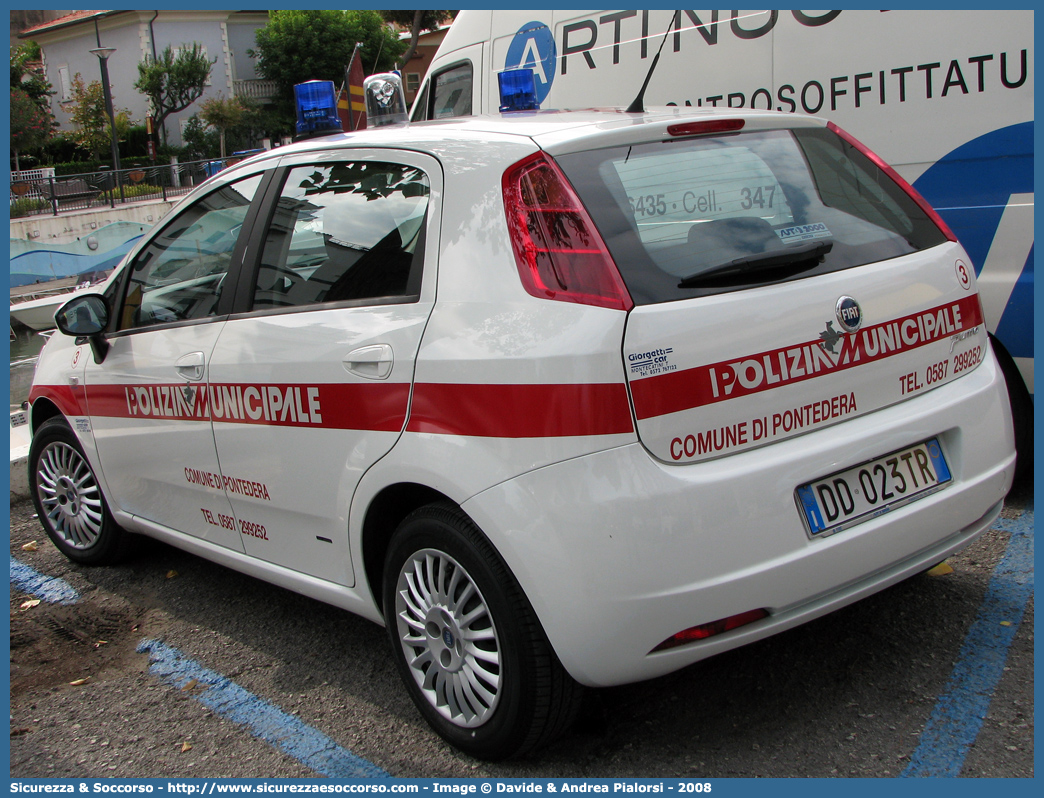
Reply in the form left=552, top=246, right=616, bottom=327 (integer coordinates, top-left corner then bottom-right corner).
left=294, top=80, right=343, bottom=138
left=498, top=68, right=539, bottom=112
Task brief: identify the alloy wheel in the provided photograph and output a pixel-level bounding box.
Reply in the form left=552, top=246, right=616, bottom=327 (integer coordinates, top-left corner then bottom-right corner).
left=35, top=441, right=105, bottom=549
left=394, top=548, right=502, bottom=727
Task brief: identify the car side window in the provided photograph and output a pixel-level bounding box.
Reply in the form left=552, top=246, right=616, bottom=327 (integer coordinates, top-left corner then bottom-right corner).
left=251, top=161, right=429, bottom=310
left=431, top=62, right=473, bottom=119
left=118, top=174, right=263, bottom=331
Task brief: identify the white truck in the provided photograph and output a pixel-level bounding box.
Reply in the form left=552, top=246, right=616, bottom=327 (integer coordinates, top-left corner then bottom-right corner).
left=412, top=8, right=1034, bottom=471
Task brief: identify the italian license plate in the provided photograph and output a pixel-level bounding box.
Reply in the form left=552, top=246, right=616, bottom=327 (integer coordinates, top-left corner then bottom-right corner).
left=795, top=438, right=952, bottom=538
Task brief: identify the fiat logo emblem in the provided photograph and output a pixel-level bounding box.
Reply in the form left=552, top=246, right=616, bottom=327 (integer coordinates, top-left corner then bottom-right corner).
left=835, top=296, right=862, bottom=333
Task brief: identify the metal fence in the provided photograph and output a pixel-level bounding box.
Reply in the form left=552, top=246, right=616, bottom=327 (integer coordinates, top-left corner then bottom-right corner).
left=9, top=155, right=258, bottom=218
left=10, top=166, right=56, bottom=184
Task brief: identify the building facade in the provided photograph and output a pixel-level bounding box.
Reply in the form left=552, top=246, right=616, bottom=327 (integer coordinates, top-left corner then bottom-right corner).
left=18, top=10, right=272, bottom=148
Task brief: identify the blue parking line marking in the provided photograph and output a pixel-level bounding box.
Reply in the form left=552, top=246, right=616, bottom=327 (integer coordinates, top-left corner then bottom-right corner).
left=136, top=639, right=389, bottom=779
left=900, top=507, right=1034, bottom=777
left=9, top=556, right=81, bottom=604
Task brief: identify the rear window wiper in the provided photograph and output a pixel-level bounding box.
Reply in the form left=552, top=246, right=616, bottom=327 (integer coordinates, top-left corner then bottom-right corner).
left=678, top=240, right=833, bottom=288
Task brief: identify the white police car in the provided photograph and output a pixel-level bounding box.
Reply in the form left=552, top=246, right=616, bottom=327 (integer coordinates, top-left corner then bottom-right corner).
left=28, top=74, right=1015, bottom=759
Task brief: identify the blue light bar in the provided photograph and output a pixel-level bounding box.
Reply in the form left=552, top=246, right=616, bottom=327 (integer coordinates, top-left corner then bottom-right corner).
left=499, top=68, right=539, bottom=112
left=294, top=80, right=343, bottom=137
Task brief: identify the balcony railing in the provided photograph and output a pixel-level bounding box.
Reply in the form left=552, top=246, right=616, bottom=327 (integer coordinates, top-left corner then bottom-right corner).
left=233, top=78, right=280, bottom=100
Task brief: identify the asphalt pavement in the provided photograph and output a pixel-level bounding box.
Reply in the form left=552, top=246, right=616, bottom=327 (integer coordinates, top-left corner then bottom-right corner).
left=7, top=472, right=1033, bottom=779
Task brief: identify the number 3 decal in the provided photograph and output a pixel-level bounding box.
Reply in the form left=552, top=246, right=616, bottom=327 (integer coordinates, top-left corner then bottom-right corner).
left=955, top=259, right=972, bottom=290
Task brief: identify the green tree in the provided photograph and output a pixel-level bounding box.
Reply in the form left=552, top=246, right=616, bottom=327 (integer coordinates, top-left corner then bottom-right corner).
left=380, top=11, right=455, bottom=66
left=11, top=41, right=53, bottom=105
left=66, top=73, right=109, bottom=160
left=199, top=94, right=249, bottom=158
left=10, top=87, right=53, bottom=171
left=109, top=110, right=136, bottom=148
left=250, top=9, right=406, bottom=129
left=63, top=73, right=135, bottom=162
left=181, top=115, right=220, bottom=160
left=11, top=40, right=57, bottom=169
left=134, top=43, right=214, bottom=145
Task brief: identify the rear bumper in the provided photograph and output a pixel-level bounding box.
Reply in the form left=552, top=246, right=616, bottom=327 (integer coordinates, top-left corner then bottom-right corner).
left=462, top=351, right=1015, bottom=687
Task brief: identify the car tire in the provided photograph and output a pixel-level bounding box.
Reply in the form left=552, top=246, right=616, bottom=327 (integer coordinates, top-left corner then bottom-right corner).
left=28, top=417, right=127, bottom=565
left=992, top=336, right=1033, bottom=481
left=382, top=502, right=582, bottom=760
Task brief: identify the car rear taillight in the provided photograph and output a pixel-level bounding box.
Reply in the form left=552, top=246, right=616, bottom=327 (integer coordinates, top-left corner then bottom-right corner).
left=503, top=151, right=633, bottom=311
left=650, top=608, right=769, bottom=652
left=827, top=121, right=959, bottom=243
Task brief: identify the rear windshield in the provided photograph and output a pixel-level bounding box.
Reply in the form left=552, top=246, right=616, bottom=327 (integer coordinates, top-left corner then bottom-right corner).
left=556, top=127, right=948, bottom=304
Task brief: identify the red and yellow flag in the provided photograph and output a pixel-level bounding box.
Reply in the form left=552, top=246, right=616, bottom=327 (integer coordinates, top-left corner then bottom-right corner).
left=338, top=53, right=367, bottom=131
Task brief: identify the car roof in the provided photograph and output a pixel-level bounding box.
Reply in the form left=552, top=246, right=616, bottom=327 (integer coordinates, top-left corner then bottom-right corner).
left=237, top=106, right=829, bottom=168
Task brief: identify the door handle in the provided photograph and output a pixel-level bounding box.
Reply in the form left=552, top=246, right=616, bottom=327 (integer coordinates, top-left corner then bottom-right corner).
left=175, top=351, right=206, bottom=382
left=343, top=344, right=394, bottom=380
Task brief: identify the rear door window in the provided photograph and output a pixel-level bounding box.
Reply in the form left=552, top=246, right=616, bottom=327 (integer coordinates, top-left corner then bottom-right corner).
left=557, top=128, right=947, bottom=304
left=250, top=161, right=430, bottom=310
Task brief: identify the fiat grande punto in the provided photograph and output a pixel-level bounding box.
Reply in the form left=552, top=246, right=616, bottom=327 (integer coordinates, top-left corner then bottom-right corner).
left=29, top=103, right=1015, bottom=759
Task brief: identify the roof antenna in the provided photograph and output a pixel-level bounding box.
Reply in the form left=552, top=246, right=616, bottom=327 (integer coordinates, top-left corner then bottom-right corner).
left=626, top=14, right=675, bottom=113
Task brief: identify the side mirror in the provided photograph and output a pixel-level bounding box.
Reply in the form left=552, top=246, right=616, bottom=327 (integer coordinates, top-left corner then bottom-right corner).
left=55, top=294, right=110, bottom=363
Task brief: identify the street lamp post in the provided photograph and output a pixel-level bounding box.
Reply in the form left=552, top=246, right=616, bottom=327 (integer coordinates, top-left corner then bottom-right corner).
left=89, top=46, right=123, bottom=202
